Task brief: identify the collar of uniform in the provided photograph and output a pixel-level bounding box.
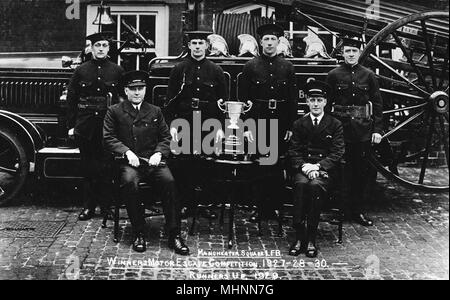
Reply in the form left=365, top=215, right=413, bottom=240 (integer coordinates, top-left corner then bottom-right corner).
left=189, top=56, right=207, bottom=65
left=261, top=54, right=278, bottom=62
left=344, top=62, right=360, bottom=71
left=91, top=57, right=108, bottom=66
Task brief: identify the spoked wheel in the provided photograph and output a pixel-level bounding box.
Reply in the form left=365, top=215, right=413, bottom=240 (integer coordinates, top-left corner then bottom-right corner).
left=0, top=127, right=29, bottom=205
left=360, top=11, right=449, bottom=192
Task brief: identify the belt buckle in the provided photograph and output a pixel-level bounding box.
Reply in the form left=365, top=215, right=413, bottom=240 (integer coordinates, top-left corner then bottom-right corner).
left=268, top=99, right=277, bottom=110
left=191, top=98, right=200, bottom=109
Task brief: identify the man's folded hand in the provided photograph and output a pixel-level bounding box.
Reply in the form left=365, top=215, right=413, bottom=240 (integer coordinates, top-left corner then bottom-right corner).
left=149, top=152, right=162, bottom=166
left=126, top=150, right=140, bottom=167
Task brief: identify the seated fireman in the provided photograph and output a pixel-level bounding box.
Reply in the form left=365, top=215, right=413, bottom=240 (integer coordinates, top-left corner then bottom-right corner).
left=103, top=70, right=189, bottom=255
left=288, top=80, right=345, bottom=258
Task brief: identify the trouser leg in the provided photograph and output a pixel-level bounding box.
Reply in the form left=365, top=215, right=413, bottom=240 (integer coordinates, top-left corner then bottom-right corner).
left=344, top=142, right=371, bottom=216
left=76, top=136, right=96, bottom=210
left=305, top=178, right=328, bottom=244
left=120, top=165, right=145, bottom=234
left=293, top=173, right=329, bottom=243
left=148, top=166, right=181, bottom=236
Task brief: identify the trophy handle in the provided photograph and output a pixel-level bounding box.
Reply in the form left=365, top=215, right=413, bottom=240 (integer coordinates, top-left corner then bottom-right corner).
left=243, top=100, right=253, bottom=113
left=217, top=99, right=227, bottom=113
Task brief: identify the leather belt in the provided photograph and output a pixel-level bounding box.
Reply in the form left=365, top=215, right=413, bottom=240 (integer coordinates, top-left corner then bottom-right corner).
left=77, top=103, right=107, bottom=110
left=80, top=96, right=107, bottom=103
left=254, top=99, right=286, bottom=110
left=191, top=98, right=209, bottom=110
left=332, top=102, right=373, bottom=120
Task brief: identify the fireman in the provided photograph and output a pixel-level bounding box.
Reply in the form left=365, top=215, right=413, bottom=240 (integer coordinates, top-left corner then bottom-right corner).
left=326, top=36, right=383, bottom=226
left=239, top=23, right=297, bottom=222
left=165, top=31, right=228, bottom=220
left=66, top=32, right=125, bottom=221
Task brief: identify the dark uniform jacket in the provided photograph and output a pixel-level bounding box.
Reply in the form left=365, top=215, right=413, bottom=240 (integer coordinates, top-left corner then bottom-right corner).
left=289, top=113, right=345, bottom=176
left=239, top=54, right=297, bottom=131
left=165, top=56, right=228, bottom=125
left=67, top=58, right=124, bottom=140
left=326, top=63, right=383, bottom=142
left=103, top=100, right=171, bottom=159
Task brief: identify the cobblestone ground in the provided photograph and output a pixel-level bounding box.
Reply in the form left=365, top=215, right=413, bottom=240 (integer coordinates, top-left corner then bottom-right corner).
left=0, top=173, right=448, bottom=280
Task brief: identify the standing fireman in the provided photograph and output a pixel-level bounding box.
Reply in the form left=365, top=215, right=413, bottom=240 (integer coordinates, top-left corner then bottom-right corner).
left=326, top=37, right=383, bottom=226
left=67, top=32, right=125, bottom=221
left=165, top=31, right=228, bottom=219
left=239, top=23, right=297, bottom=221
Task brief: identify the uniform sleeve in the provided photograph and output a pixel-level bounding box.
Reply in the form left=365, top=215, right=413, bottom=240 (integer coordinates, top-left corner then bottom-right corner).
left=288, top=120, right=306, bottom=170
left=216, top=65, right=228, bottom=101
left=239, top=62, right=251, bottom=103
left=66, top=68, right=80, bottom=129
left=239, top=62, right=254, bottom=122
left=116, top=65, right=126, bottom=102
left=325, top=71, right=337, bottom=112
left=318, top=119, right=345, bottom=171
left=287, top=63, right=298, bottom=130
left=369, top=71, right=383, bottom=135
left=164, top=65, right=182, bottom=125
left=213, top=65, right=228, bottom=122
left=103, top=106, right=130, bottom=155
left=154, top=107, right=172, bottom=158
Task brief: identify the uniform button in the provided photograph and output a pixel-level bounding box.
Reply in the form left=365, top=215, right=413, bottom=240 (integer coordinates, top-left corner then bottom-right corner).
left=98, top=66, right=101, bottom=69
left=352, top=94, right=355, bottom=96
left=98, top=77, right=101, bottom=80
left=270, top=63, right=273, bottom=65
left=197, top=77, right=200, bottom=80
left=270, top=74, right=273, bottom=77
left=97, top=88, right=101, bottom=91
left=270, top=86, right=274, bottom=89
left=197, top=66, right=200, bottom=69
left=95, top=112, right=98, bottom=116
left=197, top=88, right=200, bottom=91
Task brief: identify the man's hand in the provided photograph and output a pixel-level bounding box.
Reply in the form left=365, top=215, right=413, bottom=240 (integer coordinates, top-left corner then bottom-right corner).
left=244, top=131, right=254, bottom=143
left=308, top=170, right=320, bottom=180
left=126, top=150, right=140, bottom=168
left=372, top=133, right=382, bottom=144
left=301, top=163, right=320, bottom=176
left=170, top=127, right=179, bottom=142
left=284, top=130, right=293, bottom=141
left=149, top=152, right=162, bottom=167
left=215, top=129, right=225, bottom=143
left=68, top=128, right=75, bottom=137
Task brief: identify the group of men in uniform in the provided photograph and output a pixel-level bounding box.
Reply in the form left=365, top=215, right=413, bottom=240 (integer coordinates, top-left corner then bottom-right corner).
left=66, top=24, right=383, bottom=257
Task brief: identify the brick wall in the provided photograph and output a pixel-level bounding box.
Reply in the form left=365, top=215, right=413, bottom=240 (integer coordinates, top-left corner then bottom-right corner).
left=0, top=0, right=87, bottom=52
left=0, top=0, right=447, bottom=54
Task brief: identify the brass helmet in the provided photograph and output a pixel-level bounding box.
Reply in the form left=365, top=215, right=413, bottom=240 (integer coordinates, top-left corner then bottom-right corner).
left=277, top=36, right=293, bottom=58
left=207, top=34, right=230, bottom=57
left=238, top=34, right=259, bottom=57
left=303, top=30, right=331, bottom=59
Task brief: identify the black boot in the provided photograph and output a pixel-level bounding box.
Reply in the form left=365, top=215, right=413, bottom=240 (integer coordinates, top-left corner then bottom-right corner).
left=132, top=232, right=146, bottom=253
left=289, top=222, right=306, bottom=256
left=168, top=233, right=190, bottom=256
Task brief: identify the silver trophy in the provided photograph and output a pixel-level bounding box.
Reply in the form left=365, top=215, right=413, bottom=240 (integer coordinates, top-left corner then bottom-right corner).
left=217, top=100, right=252, bottom=155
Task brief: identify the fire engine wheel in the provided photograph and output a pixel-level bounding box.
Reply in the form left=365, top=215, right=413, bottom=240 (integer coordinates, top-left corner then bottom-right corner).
left=0, top=127, right=29, bottom=206
left=360, top=11, right=449, bottom=192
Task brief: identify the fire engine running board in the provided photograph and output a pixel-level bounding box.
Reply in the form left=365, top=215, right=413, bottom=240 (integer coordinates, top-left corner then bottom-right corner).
left=36, top=147, right=83, bottom=180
